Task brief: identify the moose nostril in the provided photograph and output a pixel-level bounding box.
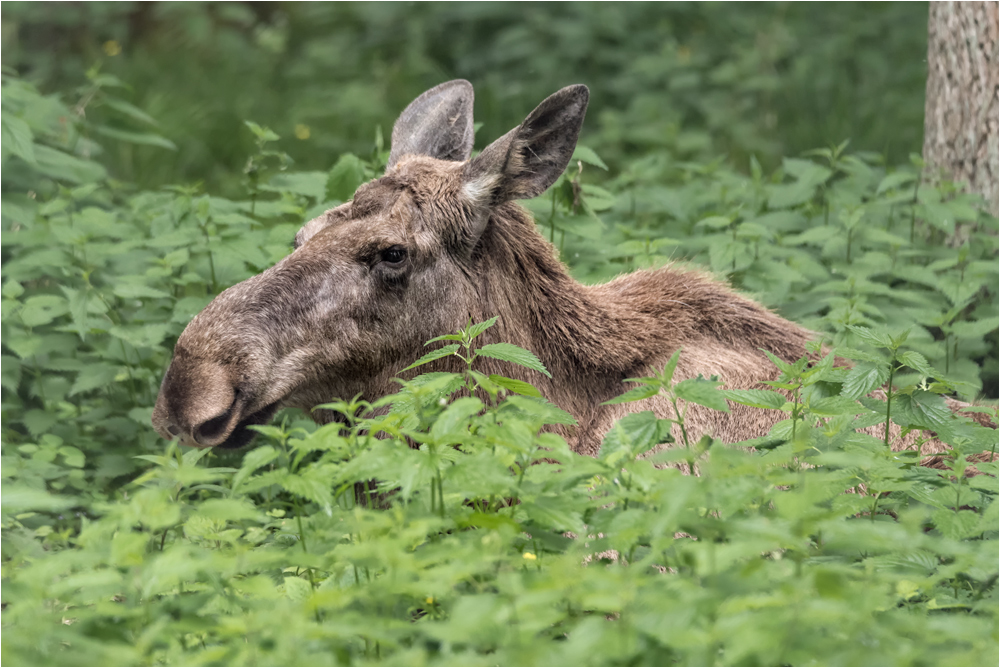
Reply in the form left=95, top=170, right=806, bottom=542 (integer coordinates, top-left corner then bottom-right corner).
left=166, top=424, right=180, bottom=437
left=194, top=409, right=234, bottom=444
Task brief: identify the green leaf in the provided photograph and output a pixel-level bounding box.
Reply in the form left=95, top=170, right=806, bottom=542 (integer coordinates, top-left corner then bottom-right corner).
left=19, top=294, right=69, bottom=327
left=602, top=384, right=659, bottom=405
left=477, top=343, right=551, bottom=378
left=931, top=509, right=981, bottom=540
left=661, top=348, right=682, bottom=386
left=245, top=120, right=280, bottom=142
left=1, top=486, right=75, bottom=514
left=488, top=375, right=543, bottom=398
left=897, top=351, right=934, bottom=377
left=694, top=215, right=732, bottom=230
left=571, top=145, right=608, bottom=170
left=1, top=115, right=36, bottom=164
left=841, top=361, right=890, bottom=399
left=465, top=316, right=499, bottom=341
left=31, top=144, right=107, bottom=183
left=112, top=282, right=172, bottom=300
left=401, top=344, right=460, bottom=371
left=846, top=325, right=893, bottom=350
left=325, top=153, right=367, bottom=202
left=232, top=445, right=279, bottom=491
left=949, top=319, right=999, bottom=339
left=724, top=389, right=787, bottom=410
left=101, top=96, right=160, bottom=126
left=876, top=171, right=917, bottom=194
left=674, top=377, right=729, bottom=412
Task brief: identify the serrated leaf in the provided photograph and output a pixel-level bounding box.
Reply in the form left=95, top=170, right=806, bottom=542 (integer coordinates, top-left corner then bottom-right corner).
left=571, top=145, right=608, bottom=170
left=949, top=319, right=999, bottom=339
left=69, top=364, right=120, bottom=396
left=846, top=325, right=893, bottom=349
left=1, top=115, right=35, bottom=164
left=325, top=153, right=366, bottom=202
left=602, top=383, right=659, bottom=405
left=488, top=375, right=542, bottom=398
left=876, top=171, right=917, bottom=194
left=724, top=389, right=787, bottom=410
left=465, top=316, right=499, bottom=341
left=401, top=344, right=460, bottom=372
left=477, top=343, right=551, bottom=377
left=897, top=351, right=934, bottom=377
left=674, top=377, right=729, bottom=412
left=841, top=361, right=890, bottom=399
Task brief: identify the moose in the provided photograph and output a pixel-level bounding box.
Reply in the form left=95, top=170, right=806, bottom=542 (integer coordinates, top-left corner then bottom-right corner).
left=153, top=81, right=993, bottom=460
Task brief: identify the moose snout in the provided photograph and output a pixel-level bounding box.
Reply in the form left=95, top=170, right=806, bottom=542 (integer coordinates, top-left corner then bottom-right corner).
left=152, top=358, right=242, bottom=448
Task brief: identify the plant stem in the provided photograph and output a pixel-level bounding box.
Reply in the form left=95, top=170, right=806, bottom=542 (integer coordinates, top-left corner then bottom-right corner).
left=883, top=363, right=896, bottom=449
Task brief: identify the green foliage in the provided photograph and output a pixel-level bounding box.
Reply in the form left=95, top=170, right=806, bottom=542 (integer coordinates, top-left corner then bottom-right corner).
left=3, top=3, right=929, bottom=193
left=1, top=25, right=998, bottom=664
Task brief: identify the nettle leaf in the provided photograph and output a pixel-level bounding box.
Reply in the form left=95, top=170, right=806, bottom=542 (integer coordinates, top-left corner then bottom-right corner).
left=949, top=319, right=999, bottom=339
left=931, top=509, right=981, bottom=540
left=841, top=361, right=890, bottom=399
left=19, top=294, right=69, bottom=327
left=846, top=325, right=893, bottom=350
left=325, top=153, right=367, bottom=202
left=571, top=145, right=608, bottom=170
left=112, top=282, right=171, bottom=300
left=232, top=445, right=279, bottom=491
left=897, top=351, right=934, bottom=377
left=488, top=375, right=542, bottom=398
left=431, top=397, right=482, bottom=442
left=724, top=389, right=786, bottom=410
left=892, top=391, right=953, bottom=431
left=808, top=396, right=868, bottom=417
left=477, top=343, right=551, bottom=378
left=69, top=364, right=120, bottom=396
left=501, top=395, right=577, bottom=426
left=674, top=377, right=729, bottom=412
left=401, top=343, right=460, bottom=371
left=280, top=469, right=334, bottom=516
left=465, top=316, right=499, bottom=340
left=602, top=384, right=659, bottom=405
left=876, top=170, right=917, bottom=194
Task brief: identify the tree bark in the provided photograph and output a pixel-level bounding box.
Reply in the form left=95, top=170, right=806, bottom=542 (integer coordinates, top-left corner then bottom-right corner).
left=923, top=1, right=999, bottom=217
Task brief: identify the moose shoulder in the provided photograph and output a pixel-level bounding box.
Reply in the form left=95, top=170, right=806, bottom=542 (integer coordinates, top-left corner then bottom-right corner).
left=152, top=80, right=989, bottom=457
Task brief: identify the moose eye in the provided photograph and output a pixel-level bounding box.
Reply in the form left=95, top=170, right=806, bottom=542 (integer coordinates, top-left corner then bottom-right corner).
left=380, top=246, right=407, bottom=265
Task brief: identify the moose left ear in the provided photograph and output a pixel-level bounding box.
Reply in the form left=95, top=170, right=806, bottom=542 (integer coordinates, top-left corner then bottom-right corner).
left=387, top=80, right=476, bottom=169
left=463, top=84, right=589, bottom=205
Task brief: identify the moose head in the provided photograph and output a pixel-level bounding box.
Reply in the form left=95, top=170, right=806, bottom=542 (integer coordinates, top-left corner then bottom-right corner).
left=153, top=81, right=604, bottom=450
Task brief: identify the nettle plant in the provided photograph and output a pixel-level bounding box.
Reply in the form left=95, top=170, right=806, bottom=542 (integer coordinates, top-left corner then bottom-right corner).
left=2, top=71, right=998, bottom=665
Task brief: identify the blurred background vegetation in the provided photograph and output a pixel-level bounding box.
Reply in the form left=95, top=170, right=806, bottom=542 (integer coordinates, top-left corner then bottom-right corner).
left=2, top=1, right=929, bottom=196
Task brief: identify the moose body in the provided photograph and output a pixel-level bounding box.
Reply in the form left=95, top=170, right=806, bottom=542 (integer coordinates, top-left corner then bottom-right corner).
left=152, top=81, right=985, bottom=457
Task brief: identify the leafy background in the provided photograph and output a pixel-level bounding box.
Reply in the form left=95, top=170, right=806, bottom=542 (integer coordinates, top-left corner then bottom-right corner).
left=2, top=3, right=998, bottom=666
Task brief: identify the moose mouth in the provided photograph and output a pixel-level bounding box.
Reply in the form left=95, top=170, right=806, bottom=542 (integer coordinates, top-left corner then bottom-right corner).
left=197, top=399, right=280, bottom=450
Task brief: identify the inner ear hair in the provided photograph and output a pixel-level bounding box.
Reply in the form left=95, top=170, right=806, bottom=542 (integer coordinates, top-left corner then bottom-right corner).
left=387, top=80, right=476, bottom=169
left=464, top=84, right=589, bottom=205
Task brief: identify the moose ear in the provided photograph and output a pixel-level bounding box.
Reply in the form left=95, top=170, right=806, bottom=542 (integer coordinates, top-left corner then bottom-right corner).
left=463, top=84, right=589, bottom=204
left=387, top=80, right=475, bottom=169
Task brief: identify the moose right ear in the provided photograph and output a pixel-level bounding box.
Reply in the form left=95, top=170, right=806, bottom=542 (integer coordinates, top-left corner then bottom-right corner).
left=387, top=80, right=476, bottom=169
left=463, top=84, right=589, bottom=205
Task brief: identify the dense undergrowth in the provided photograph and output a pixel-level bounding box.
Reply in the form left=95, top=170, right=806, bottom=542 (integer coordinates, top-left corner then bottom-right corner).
left=2, top=50, right=999, bottom=667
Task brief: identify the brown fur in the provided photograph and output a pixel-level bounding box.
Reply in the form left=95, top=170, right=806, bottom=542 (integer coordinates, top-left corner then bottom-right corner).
left=152, top=81, right=995, bottom=463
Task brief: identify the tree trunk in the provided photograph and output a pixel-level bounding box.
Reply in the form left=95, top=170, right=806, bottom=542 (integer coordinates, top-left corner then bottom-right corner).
left=923, top=1, right=999, bottom=218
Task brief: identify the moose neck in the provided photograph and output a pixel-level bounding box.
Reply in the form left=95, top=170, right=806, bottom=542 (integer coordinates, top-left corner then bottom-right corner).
left=469, top=204, right=659, bottom=410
